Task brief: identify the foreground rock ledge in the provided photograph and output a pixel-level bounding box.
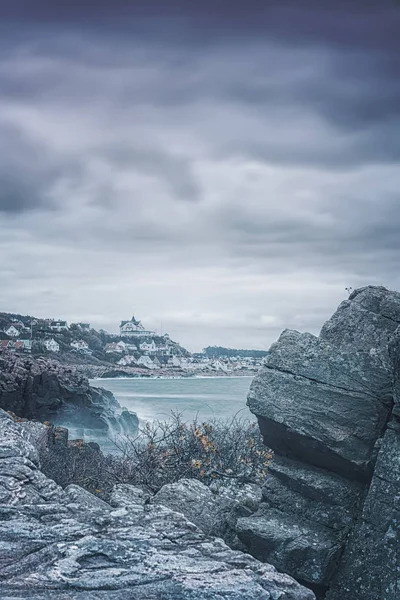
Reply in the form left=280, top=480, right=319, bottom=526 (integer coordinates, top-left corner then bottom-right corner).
left=0, top=409, right=313, bottom=600
left=243, top=286, right=400, bottom=599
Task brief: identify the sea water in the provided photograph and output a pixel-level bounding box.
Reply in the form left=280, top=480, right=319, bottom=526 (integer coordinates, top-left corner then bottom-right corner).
left=90, top=376, right=254, bottom=425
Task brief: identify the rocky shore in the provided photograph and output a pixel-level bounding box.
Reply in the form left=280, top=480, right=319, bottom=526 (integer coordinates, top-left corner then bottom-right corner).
left=0, top=285, right=399, bottom=599
left=0, top=352, right=139, bottom=438
left=73, top=363, right=259, bottom=380
left=0, top=408, right=313, bottom=599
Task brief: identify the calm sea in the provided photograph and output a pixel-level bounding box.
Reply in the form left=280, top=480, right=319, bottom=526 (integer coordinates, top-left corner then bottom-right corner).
left=91, top=376, right=254, bottom=425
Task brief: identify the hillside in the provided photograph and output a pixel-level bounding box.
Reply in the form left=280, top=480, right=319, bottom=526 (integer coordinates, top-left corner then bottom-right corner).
left=0, top=312, right=265, bottom=376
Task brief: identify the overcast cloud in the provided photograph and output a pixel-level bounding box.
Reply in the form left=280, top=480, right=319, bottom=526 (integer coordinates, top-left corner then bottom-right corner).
left=0, top=0, right=400, bottom=351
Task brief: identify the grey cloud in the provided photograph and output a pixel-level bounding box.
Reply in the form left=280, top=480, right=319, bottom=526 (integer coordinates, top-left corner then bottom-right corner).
left=0, top=124, right=51, bottom=213
left=100, top=145, right=201, bottom=203
left=2, top=1, right=398, bottom=45
left=0, top=1, right=399, bottom=350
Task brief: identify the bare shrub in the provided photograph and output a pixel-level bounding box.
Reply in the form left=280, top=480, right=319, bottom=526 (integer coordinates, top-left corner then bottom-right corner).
left=38, top=428, right=108, bottom=495
left=39, top=413, right=273, bottom=498
left=109, top=412, right=273, bottom=493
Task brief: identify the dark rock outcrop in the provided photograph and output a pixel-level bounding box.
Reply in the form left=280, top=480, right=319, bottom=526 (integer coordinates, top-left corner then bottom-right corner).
left=241, top=286, right=400, bottom=599
left=0, top=352, right=138, bottom=439
left=0, top=409, right=314, bottom=599
left=326, top=420, right=400, bottom=600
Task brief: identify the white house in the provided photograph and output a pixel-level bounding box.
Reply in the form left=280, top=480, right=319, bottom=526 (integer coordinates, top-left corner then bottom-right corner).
left=49, top=320, right=69, bottom=332
left=117, top=355, right=136, bottom=366
left=44, top=338, right=60, bottom=352
left=168, top=355, right=183, bottom=368
left=210, top=359, right=229, bottom=373
left=139, top=340, right=157, bottom=353
left=136, top=355, right=159, bottom=369
left=152, top=356, right=162, bottom=368
left=4, top=325, right=20, bottom=337
left=71, top=340, right=89, bottom=351
left=116, top=341, right=127, bottom=352
left=179, top=358, right=196, bottom=370
left=105, top=342, right=123, bottom=354
left=120, top=316, right=155, bottom=338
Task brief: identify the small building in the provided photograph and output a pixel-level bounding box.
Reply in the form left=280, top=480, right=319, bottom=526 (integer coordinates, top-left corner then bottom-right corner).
left=70, top=340, right=89, bottom=351
left=77, top=322, right=91, bottom=331
left=117, top=355, right=136, bottom=366
left=210, top=359, right=229, bottom=373
left=0, top=340, right=16, bottom=352
left=168, top=355, right=182, bottom=368
left=18, top=338, right=32, bottom=352
left=156, top=344, right=171, bottom=356
left=105, top=342, right=124, bottom=354
left=125, top=343, right=139, bottom=353
left=155, top=355, right=169, bottom=367
left=44, top=338, right=60, bottom=352
left=139, top=340, right=157, bottom=353
left=136, top=355, right=159, bottom=369
left=4, top=325, right=20, bottom=337
left=48, top=320, right=69, bottom=332
left=0, top=339, right=31, bottom=353
left=152, top=356, right=162, bottom=368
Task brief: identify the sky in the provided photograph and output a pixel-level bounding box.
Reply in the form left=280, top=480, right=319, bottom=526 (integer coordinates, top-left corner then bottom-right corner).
left=1, top=0, right=400, bottom=352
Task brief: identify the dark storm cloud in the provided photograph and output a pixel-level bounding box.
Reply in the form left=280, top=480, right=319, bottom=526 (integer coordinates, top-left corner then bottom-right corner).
left=0, top=121, right=86, bottom=213
left=0, top=0, right=399, bottom=349
left=0, top=124, right=53, bottom=212
left=2, top=0, right=399, bottom=59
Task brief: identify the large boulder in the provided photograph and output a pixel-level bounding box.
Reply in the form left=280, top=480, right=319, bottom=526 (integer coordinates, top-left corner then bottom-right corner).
left=110, top=483, right=151, bottom=507
left=0, top=352, right=138, bottom=439
left=153, top=478, right=262, bottom=549
left=242, top=286, right=400, bottom=598
left=248, top=329, right=392, bottom=480
left=0, top=409, right=314, bottom=600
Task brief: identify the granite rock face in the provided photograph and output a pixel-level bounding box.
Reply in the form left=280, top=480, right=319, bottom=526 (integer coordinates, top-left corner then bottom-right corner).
left=153, top=478, right=262, bottom=549
left=110, top=484, right=151, bottom=508
left=243, top=286, right=400, bottom=598
left=0, top=409, right=314, bottom=600
left=326, top=420, right=400, bottom=600
left=0, top=352, right=138, bottom=438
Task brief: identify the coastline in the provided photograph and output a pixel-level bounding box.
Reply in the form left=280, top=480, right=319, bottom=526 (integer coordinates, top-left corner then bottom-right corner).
left=91, top=374, right=256, bottom=382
